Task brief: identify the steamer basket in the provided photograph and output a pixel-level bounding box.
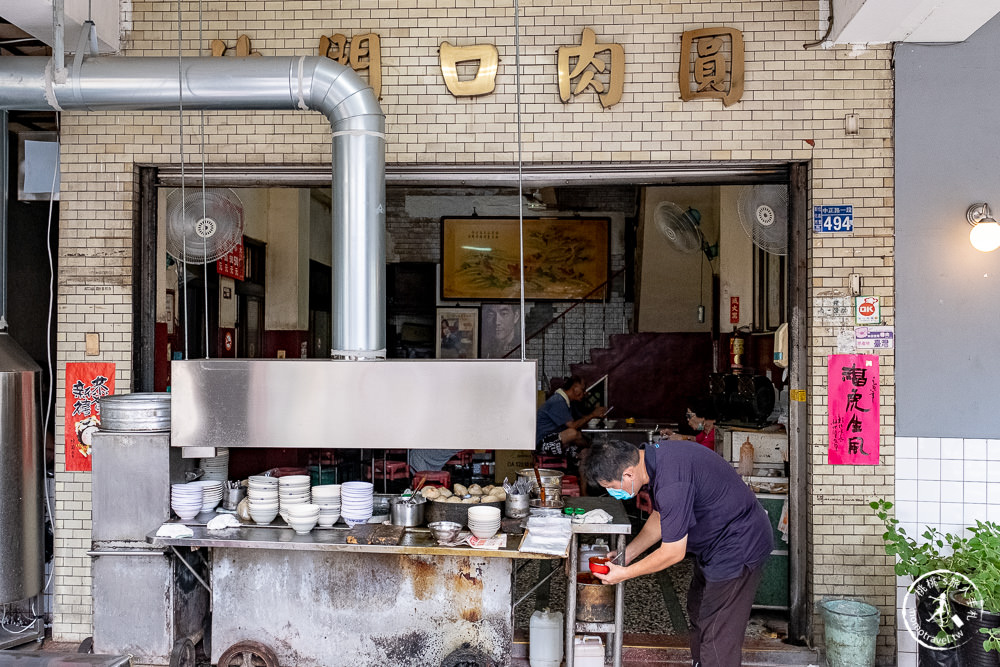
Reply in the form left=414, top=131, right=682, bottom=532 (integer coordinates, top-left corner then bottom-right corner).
left=516, top=468, right=564, bottom=503
left=98, top=393, right=171, bottom=431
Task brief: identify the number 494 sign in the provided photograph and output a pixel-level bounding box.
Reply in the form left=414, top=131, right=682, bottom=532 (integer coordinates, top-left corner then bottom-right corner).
left=813, top=205, right=854, bottom=233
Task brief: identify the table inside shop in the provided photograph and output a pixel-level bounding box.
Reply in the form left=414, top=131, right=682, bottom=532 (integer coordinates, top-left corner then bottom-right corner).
left=149, top=517, right=563, bottom=667
left=561, top=496, right=633, bottom=667
left=581, top=420, right=675, bottom=447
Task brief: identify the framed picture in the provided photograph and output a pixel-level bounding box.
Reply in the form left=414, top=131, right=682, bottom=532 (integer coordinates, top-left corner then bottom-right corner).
left=435, top=307, right=479, bottom=359
left=441, top=217, right=610, bottom=300
left=480, top=303, right=522, bottom=359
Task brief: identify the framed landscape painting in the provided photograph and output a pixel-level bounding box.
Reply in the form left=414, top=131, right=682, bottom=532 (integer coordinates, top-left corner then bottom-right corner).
left=441, top=217, right=609, bottom=301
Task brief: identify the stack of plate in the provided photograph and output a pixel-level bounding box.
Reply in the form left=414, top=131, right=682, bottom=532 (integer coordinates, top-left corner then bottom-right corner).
left=311, top=485, right=342, bottom=527
left=247, top=475, right=279, bottom=524
left=340, top=481, right=374, bottom=527
left=170, top=483, right=203, bottom=520
left=200, top=448, right=230, bottom=482
left=188, top=480, right=224, bottom=513
left=467, top=505, right=501, bottom=539
left=278, top=475, right=312, bottom=522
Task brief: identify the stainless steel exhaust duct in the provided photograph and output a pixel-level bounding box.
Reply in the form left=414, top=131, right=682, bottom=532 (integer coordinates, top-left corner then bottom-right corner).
left=0, top=55, right=386, bottom=356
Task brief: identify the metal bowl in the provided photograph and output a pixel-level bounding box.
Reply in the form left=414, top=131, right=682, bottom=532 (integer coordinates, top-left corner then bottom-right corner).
left=427, top=521, right=463, bottom=544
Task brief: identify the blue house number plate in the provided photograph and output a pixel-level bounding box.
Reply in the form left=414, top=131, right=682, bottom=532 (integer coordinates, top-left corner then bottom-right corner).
left=813, top=205, right=853, bottom=233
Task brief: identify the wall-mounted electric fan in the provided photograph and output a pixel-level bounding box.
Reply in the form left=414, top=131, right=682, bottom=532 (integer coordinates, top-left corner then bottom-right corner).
left=165, top=187, right=245, bottom=263
left=736, top=184, right=788, bottom=256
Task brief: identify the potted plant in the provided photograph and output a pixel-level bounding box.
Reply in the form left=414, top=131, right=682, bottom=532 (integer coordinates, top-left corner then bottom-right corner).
left=871, top=500, right=963, bottom=667
left=945, top=520, right=1000, bottom=665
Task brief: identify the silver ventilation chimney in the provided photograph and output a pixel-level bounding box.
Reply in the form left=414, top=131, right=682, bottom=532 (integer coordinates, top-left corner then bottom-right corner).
left=0, top=55, right=386, bottom=356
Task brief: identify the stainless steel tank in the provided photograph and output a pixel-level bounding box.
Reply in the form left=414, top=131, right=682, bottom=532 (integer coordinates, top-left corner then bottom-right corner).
left=0, top=332, right=43, bottom=603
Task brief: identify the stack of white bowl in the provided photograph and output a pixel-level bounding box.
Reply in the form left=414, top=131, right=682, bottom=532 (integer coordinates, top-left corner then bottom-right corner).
left=340, top=481, right=374, bottom=527
left=311, top=485, right=342, bottom=527
left=200, top=448, right=230, bottom=482
left=170, top=483, right=204, bottom=520
left=278, top=475, right=312, bottom=522
left=247, top=475, right=279, bottom=524
left=188, top=480, right=225, bottom=513
left=467, top=505, right=502, bottom=539
left=284, top=503, right=321, bottom=534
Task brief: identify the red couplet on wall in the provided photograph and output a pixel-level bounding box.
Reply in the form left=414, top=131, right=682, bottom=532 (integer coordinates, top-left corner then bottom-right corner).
left=729, top=296, right=740, bottom=324
left=64, top=362, right=115, bottom=472
left=827, top=354, right=879, bottom=465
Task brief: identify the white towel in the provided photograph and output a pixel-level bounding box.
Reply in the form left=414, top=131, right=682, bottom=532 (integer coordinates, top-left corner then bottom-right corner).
left=155, top=523, right=194, bottom=538
left=206, top=514, right=241, bottom=531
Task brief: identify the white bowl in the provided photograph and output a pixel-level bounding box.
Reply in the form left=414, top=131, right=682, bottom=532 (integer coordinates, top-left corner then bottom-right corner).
left=285, top=503, right=321, bottom=517
left=468, top=506, right=501, bottom=520
left=317, top=513, right=340, bottom=527
left=279, top=475, right=311, bottom=485
left=287, top=517, right=318, bottom=534
left=470, top=525, right=499, bottom=539
left=248, top=475, right=278, bottom=485
left=250, top=509, right=278, bottom=524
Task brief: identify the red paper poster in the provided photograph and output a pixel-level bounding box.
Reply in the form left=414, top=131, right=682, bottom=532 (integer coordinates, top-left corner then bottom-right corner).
left=216, top=241, right=244, bottom=281
left=65, top=362, right=115, bottom=472
left=827, top=354, right=879, bottom=465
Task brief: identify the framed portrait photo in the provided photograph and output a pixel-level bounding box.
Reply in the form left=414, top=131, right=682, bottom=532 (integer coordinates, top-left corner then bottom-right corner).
left=441, top=217, right=610, bottom=301
left=435, top=307, right=479, bottom=359
left=480, top=303, right=522, bottom=359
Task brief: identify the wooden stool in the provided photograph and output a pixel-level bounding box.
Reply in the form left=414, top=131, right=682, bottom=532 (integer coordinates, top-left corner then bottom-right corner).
left=412, top=470, right=451, bottom=488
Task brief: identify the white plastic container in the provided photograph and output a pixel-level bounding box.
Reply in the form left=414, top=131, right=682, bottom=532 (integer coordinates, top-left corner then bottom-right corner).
left=529, top=609, right=563, bottom=667
left=574, top=635, right=605, bottom=667
left=578, top=539, right=610, bottom=573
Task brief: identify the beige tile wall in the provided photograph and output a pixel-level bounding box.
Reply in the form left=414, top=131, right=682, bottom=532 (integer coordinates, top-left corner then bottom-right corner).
left=52, top=0, right=896, bottom=658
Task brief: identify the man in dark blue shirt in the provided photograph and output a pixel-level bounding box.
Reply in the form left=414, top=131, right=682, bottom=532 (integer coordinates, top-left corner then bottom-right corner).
left=588, top=438, right=773, bottom=667
left=535, top=375, right=606, bottom=456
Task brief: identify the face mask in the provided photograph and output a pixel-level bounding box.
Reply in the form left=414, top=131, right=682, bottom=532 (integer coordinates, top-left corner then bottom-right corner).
left=607, top=472, right=635, bottom=500
left=694, top=421, right=705, bottom=432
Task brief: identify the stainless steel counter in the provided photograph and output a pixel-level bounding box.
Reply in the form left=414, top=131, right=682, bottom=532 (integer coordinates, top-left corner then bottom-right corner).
left=148, top=520, right=559, bottom=559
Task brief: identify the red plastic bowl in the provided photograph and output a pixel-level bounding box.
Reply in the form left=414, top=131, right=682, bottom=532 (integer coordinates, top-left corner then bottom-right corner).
left=589, top=556, right=610, bottom=575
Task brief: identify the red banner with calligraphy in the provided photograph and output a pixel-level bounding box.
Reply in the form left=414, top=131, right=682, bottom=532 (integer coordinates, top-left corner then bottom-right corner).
left=65, top=362, right=115, bottom=472
left=217, top=240, right=244, bottom=281
left=827, top=354, right=879, bottom=465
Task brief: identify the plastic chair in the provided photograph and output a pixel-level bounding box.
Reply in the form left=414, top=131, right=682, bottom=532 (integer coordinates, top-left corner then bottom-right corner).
left=534, top=454, right=567, bottom=470
left=445, top=450, right=474, bottom=467
left=412, top=470, right=451, bottom=488
left=561, top=475, right=581, bottom=498
left=365, top=459, right=411, bottom=482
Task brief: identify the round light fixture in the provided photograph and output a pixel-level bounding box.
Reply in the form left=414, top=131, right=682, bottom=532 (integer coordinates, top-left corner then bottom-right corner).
left=967, top=203, right=1000, bottom=252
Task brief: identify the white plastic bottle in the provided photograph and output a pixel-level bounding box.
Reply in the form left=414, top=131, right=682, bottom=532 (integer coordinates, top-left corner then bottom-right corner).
left=529, top=608, right=564, bottom=667
left=578, top=539, right=610, bottom=573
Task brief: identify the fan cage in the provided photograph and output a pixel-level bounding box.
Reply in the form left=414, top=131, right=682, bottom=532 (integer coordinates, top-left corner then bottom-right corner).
left=165, top=188, right=245, bottom=263
left=737, top=185, right=788, bottom=256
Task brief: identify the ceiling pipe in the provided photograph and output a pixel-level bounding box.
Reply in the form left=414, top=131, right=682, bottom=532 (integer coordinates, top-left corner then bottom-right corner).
left=0, top=55, right=386, bottom=357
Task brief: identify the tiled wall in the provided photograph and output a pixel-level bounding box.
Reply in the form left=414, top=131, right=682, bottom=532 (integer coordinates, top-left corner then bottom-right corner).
left=49, top=0, right=897, bottom=660
left=894, top=436, right=1000, bottom=667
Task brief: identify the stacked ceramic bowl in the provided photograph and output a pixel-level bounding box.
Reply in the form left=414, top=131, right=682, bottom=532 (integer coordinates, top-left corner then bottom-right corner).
left=340, top=481, right=374, bottom=527
left=199, top=448, right=230, bottom=482
left=284, top=503, right=321, bottom=534
left=188, top=480, right=225, bottom=513
left=278, top=475, right=312, bottom=522
left=467, top=505, right=502, bottom=539
left=170, top=483, right=204, bottom=520
left=247, top=475, right=280, bottom=525
left=311, top=485, right=342, bottom=527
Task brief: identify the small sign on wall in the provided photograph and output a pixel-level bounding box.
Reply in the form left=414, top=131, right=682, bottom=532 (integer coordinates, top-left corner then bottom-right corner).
left=729, top=296, right=740, bottom=324
left=813, top=205, right=854, bottom=233
left=855, top=296, right=880, bottom=325
left=65, top=362, right=115, bottom=472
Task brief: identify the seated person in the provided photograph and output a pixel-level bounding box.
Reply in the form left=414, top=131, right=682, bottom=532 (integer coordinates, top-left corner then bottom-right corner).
left=660, top=397, right=718, bottom=451
left=408, top=449, right=462, bottom=472
left=536, top=375, right=606, bottom=459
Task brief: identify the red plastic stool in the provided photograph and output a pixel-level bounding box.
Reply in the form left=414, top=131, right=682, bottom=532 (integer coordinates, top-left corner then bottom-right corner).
left=561, top=475, right=580, bottom=497
left=365, top=459, right=411, bottom=482
left=445, top=450, right=474, bottom=467
left=412, top=470, right=451, bottom=488
left=534, top=454, right=567, bottom=470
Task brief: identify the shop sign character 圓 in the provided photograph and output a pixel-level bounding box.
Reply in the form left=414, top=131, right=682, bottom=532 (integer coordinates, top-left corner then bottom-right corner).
left=678, top=27, right=745, bottom=107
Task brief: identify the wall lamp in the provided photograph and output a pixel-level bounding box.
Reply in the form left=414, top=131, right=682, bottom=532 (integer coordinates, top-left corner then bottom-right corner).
left=967, top=203, right=1000, bottom=252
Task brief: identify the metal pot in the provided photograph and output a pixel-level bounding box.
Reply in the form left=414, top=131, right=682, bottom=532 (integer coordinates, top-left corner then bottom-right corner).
left=576, top=573, right=615, bottom=622
left=505, top=493, right=530, bottom=519
left=516, top=468, right=564, bottom=503
left=389, top=497, right=425, bottom=527
left=98, top=393, right=171, bottom=432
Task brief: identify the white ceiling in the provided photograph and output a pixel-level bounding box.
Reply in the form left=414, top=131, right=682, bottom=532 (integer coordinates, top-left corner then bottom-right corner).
left=0, top=0, right=118, bottom=53
left=831, top=0, right=1000, bottom=44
